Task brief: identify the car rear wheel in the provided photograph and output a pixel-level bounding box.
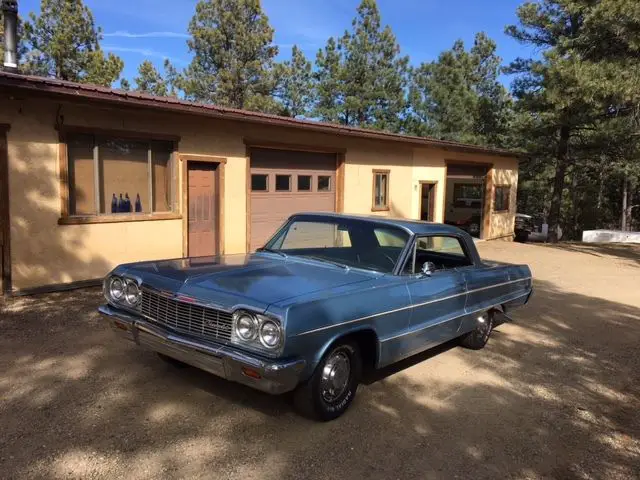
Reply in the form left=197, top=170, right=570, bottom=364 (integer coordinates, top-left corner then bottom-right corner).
left=294, top=341, right=362, bottom=421
left=459, top=311, right=494, bottom=350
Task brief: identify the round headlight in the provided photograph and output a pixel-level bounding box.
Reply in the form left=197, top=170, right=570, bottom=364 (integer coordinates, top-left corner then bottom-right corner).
left=259, top=320, right=281, bottom=348
left=124, top=280, right=141, bottom=305
left=109, top=276, right=125, bottom=301
left=236, top=314, right=258, bottom=340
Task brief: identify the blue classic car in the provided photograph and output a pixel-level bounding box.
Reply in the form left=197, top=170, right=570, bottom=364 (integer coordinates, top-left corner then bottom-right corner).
left=100, top=213, right=532, bottom=420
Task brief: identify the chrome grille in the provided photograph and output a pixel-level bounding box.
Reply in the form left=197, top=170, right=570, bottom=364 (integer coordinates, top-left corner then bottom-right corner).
left=140, top=288, right=233, bottom=342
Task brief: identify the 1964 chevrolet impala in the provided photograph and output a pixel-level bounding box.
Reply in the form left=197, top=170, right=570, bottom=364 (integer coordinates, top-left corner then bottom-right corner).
left=100, top=213, right=532, bottom=420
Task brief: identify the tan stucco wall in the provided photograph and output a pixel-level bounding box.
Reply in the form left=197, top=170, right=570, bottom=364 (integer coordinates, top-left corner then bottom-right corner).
left=342, top=142, right=414, bottom=218
left=0, top=93, right=519, bottom=291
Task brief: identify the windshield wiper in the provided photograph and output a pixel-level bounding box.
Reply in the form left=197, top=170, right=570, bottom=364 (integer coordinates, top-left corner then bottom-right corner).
left=299, top=255, right=350, bottom=270
left=256, top=247, right=288, bottom=258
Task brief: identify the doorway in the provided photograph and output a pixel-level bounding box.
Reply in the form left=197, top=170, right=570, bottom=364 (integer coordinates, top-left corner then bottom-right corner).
left=419, top=181, right=437, bottom=222
left=444, top=163, right=489, bottom=239
left=187, top=162, right=220, bottom=257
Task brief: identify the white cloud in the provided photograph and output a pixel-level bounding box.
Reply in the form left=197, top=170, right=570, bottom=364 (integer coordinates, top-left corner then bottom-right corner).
left=104, top=30, right=189, bottom=39
left=103, top=45, right=176, bottom=61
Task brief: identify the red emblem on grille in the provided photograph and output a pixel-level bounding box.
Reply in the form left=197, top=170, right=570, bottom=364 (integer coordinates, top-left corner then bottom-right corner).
left=175, top=294, right=197, bottom=303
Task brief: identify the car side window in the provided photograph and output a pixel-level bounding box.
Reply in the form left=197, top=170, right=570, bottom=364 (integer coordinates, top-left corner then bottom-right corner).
left=403, top=235, right=473, bottom=274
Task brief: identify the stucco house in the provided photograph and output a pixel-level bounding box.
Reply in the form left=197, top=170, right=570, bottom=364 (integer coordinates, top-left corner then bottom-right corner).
left=0, top=71, right=522, bottom=295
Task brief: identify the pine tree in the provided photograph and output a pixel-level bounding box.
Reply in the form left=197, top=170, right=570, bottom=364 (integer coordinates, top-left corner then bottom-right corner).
left=314, top=37, right=342, bottom=124
left=506, top=1, right=604, bottom=242
left=408, top=33, right=511, bottom=146
left=179, top=0, right=279, bottom=112
left=273, top=45, right=313, bottom=118
left=134, top=60, right=168, bottom=97
left=22, top=0, right=124, bottom=86
left=471, top=33, right=513, bottom=146
left=314, top=0, right=408, bottom=131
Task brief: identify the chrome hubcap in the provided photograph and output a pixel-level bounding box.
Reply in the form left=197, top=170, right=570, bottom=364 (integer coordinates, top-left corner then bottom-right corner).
left=477, top=313, right=491, bottom=340
left=321, top=351, right=351, bottom=403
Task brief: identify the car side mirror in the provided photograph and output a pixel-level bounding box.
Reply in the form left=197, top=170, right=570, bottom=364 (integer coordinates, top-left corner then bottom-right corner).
left=421, top=261, right=436, bottom=277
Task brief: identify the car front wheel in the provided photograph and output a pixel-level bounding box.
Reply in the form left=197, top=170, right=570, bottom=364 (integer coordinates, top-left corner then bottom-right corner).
left=294, top=341, right=362, bottom=421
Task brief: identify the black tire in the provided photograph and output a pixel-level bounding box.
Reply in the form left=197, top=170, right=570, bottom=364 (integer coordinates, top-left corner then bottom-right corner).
left=157, top=353, right=189, bottom=368
left=515, top=230, right=529, bottom=243
left=459, top=311, right=494, bottom=350
left=294, top=341, right=362, bottom=421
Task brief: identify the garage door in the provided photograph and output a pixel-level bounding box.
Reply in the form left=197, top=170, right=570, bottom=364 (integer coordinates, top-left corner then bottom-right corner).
left=249, top=148, right=336, bottom=251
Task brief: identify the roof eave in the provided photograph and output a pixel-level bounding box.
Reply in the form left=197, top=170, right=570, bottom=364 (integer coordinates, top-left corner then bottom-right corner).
left=0, top=72, right=525, bottom=159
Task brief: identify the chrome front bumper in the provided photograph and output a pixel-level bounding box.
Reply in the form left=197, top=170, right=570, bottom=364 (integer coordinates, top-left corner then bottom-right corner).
left=99, top=304, right=306, bottom=395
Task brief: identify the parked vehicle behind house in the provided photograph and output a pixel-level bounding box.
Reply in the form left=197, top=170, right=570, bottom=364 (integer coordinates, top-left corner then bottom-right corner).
left=99, top=213, right=532, bottom=420
left=515, top=213, right=534, bottom=242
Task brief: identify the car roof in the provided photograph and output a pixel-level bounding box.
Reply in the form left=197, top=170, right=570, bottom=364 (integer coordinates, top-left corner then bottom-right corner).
left=290, top=212, right=467, bottom=236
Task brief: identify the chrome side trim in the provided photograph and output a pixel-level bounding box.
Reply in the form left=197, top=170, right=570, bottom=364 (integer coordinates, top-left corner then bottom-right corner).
left=294, top=276, right=532, bottom=337
left=380, top=289, right=532, bottom=343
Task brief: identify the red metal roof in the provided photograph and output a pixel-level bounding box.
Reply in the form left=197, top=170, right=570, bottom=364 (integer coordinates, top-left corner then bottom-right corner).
left=0, top=71, right=521, bottom=158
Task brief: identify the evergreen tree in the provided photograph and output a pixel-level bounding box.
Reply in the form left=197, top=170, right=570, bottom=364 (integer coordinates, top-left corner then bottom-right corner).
left=134, top=60, right=168, bottom=97
left=22, top=0, right=123, bottom=86
left=314, top=37, right=342, bottom=124
left=163, top=59, right=180, bottom=97
left=179, top=0, right=279, bottom=112
left=408, top=33, right=511, bottom=146
left=314, top=0, right=408, bottom=131
left=506, top=1, right=610, bottom=242
left=273, top=45, right=313, bottom=118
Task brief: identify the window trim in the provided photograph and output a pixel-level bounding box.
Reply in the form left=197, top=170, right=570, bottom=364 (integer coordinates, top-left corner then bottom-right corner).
left=371, top=169, right=390, bottom=212
left=251, top=173, right=270, bottom=192
left=58, top=128, right=180, bottom=224
left=452, top=182, right=483, bottom=208
left=275, top=174, right=292, bottom=192
left=317, top=175, right=332, bottom=192
left=401, top=234, right=474, bottom=275
left=493, top=184, right=511, bottom=213
left=297, top=174, right=312, bottom=192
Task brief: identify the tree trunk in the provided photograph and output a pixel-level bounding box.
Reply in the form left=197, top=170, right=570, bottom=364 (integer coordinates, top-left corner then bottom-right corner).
left=570, top=168, right=579, bottom=240
left=596, top=166, right=604, bottom=227
left=621, top=173, right=628, bottom=231
left=547, top=125, right=570, bottom=243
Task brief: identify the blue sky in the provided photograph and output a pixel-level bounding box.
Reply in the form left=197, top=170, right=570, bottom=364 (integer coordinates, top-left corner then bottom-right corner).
left=18, top=0, right=532, bottom=87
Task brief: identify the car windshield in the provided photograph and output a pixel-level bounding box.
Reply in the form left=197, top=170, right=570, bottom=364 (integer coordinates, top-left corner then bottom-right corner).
left=261, top=217, right=411, bottom=273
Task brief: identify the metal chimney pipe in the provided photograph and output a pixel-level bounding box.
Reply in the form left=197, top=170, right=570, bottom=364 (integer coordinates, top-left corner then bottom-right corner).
left=2, top=0, right=18, bottom=72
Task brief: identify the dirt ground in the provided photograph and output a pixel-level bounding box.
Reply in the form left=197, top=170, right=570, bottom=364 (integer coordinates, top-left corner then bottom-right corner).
left=1, top=242, right=639, bottom=480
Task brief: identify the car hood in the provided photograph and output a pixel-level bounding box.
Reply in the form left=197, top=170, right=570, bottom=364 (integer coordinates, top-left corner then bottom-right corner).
left=115, top=253, right=378, bottom=311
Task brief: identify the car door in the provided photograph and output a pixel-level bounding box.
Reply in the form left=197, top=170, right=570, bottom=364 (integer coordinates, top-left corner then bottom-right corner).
left=401, top=235, right=470, bottom=358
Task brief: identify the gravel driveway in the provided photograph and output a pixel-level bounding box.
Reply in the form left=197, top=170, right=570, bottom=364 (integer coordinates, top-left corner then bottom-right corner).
left=1, top=242, right=639, bottom=479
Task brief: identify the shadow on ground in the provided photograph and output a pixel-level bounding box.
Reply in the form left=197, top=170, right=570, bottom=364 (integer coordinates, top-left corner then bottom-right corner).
left=1, top=252, right=640, bottom=479
left=540, top=242, right=640, bottom=266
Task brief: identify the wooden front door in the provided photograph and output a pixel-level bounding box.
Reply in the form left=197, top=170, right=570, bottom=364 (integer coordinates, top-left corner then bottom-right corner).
left=420, top=182, right=437, bottom=222
left=188, top=163, right=218, bottom=257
